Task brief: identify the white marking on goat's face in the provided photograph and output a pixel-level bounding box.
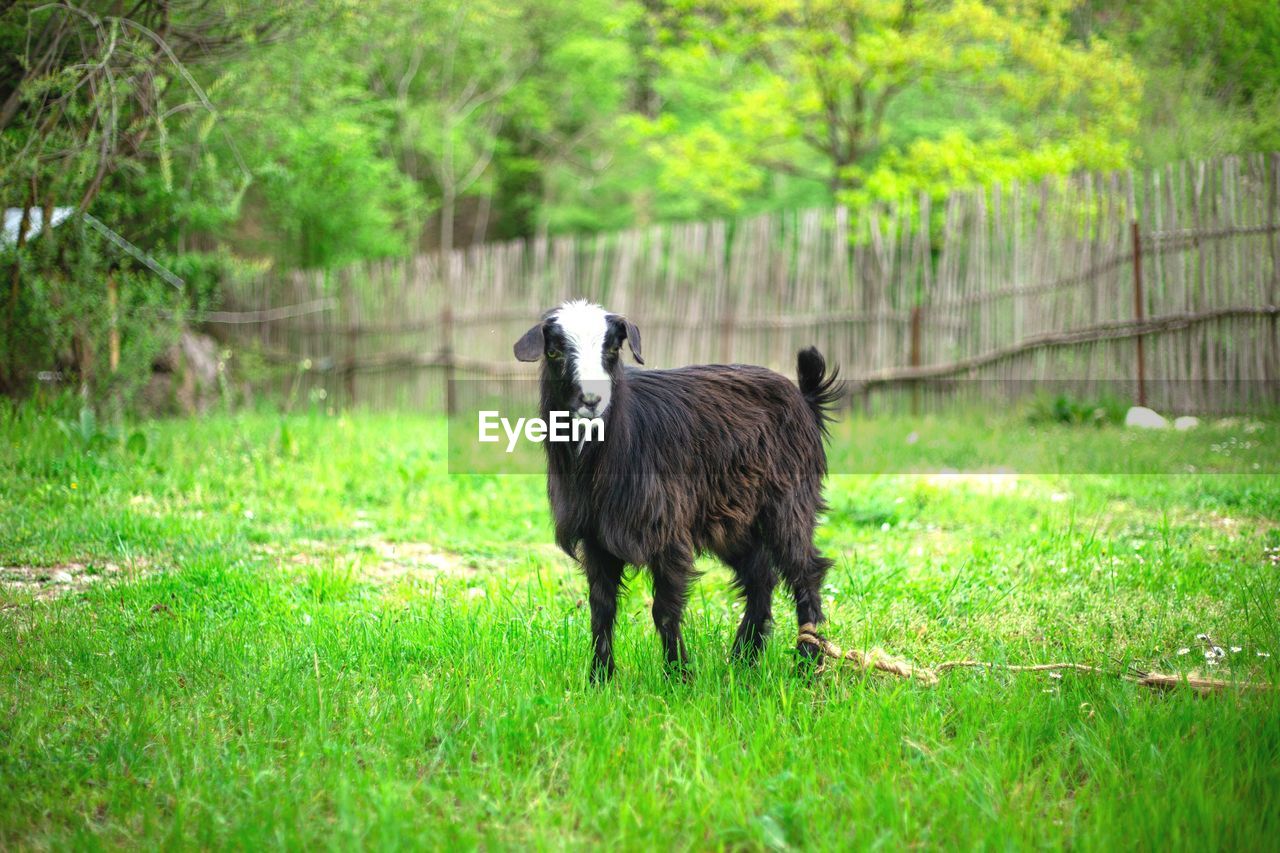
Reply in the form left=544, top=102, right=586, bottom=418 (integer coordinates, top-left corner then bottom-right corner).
left=552, top=299, right=612, bottom=419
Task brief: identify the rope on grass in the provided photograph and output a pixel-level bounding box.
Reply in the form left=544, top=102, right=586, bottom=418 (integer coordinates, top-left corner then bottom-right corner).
left=795, top=624, right=1273, bottom=695
left=797, top=623, right=940, bottom=686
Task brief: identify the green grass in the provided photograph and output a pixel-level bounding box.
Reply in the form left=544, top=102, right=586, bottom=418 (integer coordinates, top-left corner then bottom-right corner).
left=2, top=404, right=1279, bottom=849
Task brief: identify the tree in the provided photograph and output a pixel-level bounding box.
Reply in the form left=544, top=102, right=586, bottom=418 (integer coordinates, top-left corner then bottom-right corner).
left=207, top=11, right=419, bottom=269
left=1085, top=0, right=1280, bottom=164
left=0, top=1, right=296, bottom=215
left=358, top=0, right=532, bottom=256
left=0, top=0, right=301, bottom=393
left=631, top=0, right=1142, bottom=215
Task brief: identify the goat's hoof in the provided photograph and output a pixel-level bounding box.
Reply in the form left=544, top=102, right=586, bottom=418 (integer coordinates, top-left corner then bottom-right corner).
left=794, top=639, right=824, bottom=674
left=663, top=661, right=695, bottom=683
left=588, top=661, right=616, bottom=686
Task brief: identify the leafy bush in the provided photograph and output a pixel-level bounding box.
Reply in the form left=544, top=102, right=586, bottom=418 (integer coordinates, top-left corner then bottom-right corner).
left=1, top=218, right=188, bottom=414
left=1026, top=392, right=1129, bottom=427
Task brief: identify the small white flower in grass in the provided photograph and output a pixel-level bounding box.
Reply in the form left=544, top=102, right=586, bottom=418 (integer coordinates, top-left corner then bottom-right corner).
left=1177, top=648, right=1190, bottom=656
left=1230, top=646, right=1242, bottom=654
left=906, top=431, right=919, bottom=445
left=243, top=509, right=254, bottom=520
left=1258, top=652, right=1272, bottom=658
left=1049, top=671, right=1062, bottom=679
left=881, top=522, right=891, bottom=532
left=301, top=613, right=312, bottom=626
left=466, top=587, right=486, bottom=600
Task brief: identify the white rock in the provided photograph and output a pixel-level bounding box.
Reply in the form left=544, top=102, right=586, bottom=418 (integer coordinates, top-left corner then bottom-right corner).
left=1125, top=406, right=1169, bottom=429
left=51, top=571, right=74, bottom=584
left=1173, top=416, right=1200, bottom=431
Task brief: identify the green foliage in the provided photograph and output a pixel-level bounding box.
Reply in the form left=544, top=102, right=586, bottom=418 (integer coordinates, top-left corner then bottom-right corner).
left=619, top=0, right=1142, bottom=217
left=1026, top=392, right=1128, bottom=427
left=1085, top=0, right=1280, bottom=163
left=4, top=0, right=1280, bottom=415
left=1, top=218, right=188, bottom=410
left=8, top=0, right=1279, bottom=270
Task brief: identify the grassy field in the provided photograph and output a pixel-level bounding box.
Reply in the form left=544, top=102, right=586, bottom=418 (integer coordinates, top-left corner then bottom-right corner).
left=2, top=403, right=1279, bottom=849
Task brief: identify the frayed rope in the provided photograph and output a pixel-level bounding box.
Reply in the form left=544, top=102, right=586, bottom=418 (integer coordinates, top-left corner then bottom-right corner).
left=795, top=624, right=1273, bottom=695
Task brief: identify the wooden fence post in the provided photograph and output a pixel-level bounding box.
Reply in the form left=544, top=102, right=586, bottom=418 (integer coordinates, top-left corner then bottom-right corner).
left=441, top=254, right=457, bottom=417
left=107, top=273, right=120, bottom=374
left=909, top=304, right=922, bottom=414
left=718, top=298, right=736, bottom=364
left=1131, top=219, right=1147, bottom=408
left=107, top=271, right=121, bottom=421
left=341, top=270, right=356, bottom=406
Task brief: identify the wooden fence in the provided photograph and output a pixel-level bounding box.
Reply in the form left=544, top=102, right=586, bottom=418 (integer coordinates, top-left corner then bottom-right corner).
left=215, top=153, right=1280, bottom=415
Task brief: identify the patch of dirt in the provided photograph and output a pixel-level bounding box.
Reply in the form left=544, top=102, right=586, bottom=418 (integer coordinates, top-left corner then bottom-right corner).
left=359, top=540, right=475, bottom=584
left=0, top=561, right=138, bottom=603
left=921, top=468, right=1022, bottom=494
left=1121, top=503, right=1280, bottom=539
left=257, top=538, right=484, bottom=584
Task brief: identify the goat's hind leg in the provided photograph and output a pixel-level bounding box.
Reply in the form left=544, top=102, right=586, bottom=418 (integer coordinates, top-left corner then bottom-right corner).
left=726, top=546, right=777, bottom=664
left=650, top=550, right=694, bottom=679
left=582, top=539, right=625, bottom=684
left=769, top=531, right=834, bottom=668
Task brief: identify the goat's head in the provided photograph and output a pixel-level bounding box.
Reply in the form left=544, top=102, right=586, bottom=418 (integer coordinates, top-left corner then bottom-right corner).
left=513, top=300, right=643, bottom=419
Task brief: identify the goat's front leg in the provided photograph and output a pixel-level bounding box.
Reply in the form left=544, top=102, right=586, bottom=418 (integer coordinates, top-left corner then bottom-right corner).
left=650, top=552, right=694, bottom=678
left=582, top=539, right=625, bottom=684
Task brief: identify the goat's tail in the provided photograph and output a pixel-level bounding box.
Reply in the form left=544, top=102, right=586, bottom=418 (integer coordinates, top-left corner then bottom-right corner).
left=797, top=346, right=842, bottom=434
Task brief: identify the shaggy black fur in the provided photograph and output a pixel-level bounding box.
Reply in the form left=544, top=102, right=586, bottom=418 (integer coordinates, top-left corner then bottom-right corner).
left=514, top=307, right=841, bottom=682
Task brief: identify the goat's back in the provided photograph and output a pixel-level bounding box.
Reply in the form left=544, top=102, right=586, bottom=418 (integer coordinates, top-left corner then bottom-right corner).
left=576, top=364, right=829, bottom=562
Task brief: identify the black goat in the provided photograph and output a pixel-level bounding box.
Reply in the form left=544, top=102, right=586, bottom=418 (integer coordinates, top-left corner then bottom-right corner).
left=514, top=300, right=840, bottom=681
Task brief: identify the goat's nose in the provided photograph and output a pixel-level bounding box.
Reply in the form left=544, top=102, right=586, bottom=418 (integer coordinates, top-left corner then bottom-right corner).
left=581, top=392, right=601, bottom=407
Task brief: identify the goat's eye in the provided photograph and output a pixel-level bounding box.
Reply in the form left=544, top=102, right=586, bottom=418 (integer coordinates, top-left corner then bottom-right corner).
left=607, top=345, right=620, bottom=356
left=546, top=350, right=562, bottom=360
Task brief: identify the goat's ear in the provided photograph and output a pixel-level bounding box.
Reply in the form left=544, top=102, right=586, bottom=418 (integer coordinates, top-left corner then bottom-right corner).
left=513, top=323, right=544, bottom=362
left=621, top=317, right=643, bottom=365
